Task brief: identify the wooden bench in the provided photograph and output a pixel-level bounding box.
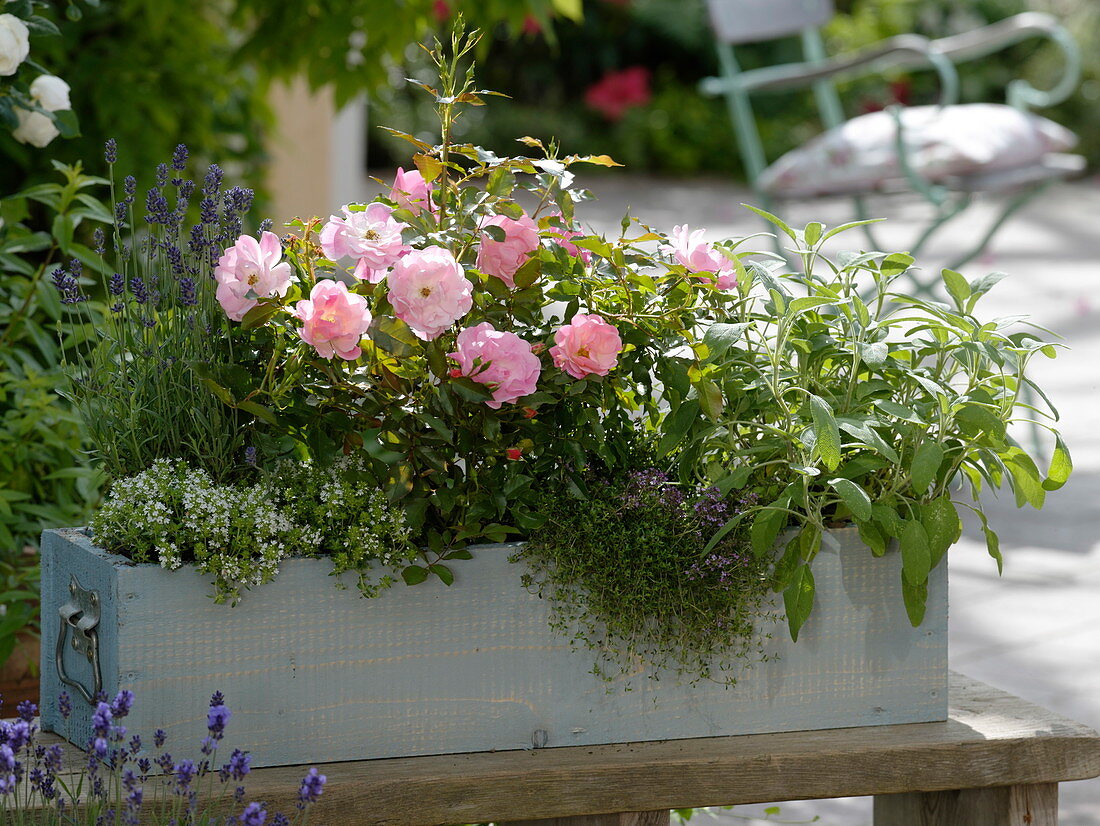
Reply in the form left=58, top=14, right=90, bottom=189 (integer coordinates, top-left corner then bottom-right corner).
left=25, top=673, right=1100, bottom=825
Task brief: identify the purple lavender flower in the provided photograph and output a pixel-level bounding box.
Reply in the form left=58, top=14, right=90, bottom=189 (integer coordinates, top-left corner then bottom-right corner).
left=174, top=759, right=197, bottom=791
left=172, top=144, right=189, bottom=171
left=153, top=728, right=167, bottom=749
left=155, top=752, right=173, bottom=774
left=111, top=689, right=135, bottom=718
left=188, top=223, right=207, bottom=256
left=129, top=734, right=142, bottom=755
left=239, top=801, right=267, bottom=826
left=155, top=163, right=169, bottom=187
left=164, top=242, right=185, bottom=275
left=207, top=703, right=231, bottom=739
left=297, top=767, right=326, bottom=806
left=224, top=186, right=254, bottom=216
left=0, top=744, right=15, bottom=772
left=179, top=277, right=197, bottom=307
left=58, top=692, right=72, bottom=720
left=92, top=737, right=109, bottom=759
left=92, top=702, right=113, bottom=738
left=109, top=272, right=125, bottom=296
left=137, top=757, right=151, bottom=778
left=145, top=187, right=172, bottom=225
left=244, top=446, right=257, bottom=467
left=15, top=700, right=36, bottom=723
left=93, top=227, right=106, bottom=255
left=234, top=785, right=246, bottom=803
left=199, top=196, right=218, bottom=225
left=115, top=199, right=129, bottom=225
left=123, top=175, right=137, bottom=200
left=202, top=163, right=224, bottom=196
left=225, top=748, right=251, bottom=781
left=104, top=138, right=118, bottom=164
left=45, top=745, right=63, bottom=773
left=129, top=276, right=149, bottom=304
left=270, top=815, right=290, bottom=826
left=258, top=218, right=273, bottom=233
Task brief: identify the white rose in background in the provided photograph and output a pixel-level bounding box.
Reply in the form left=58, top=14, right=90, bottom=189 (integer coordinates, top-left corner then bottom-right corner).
left=0, top=14, right=30, bottom=76
left=12, top=74, right=71, bottom=148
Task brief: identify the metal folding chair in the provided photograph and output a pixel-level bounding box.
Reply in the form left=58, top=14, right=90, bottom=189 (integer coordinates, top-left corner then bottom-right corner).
left=699, top=0, right=1083, bottom=297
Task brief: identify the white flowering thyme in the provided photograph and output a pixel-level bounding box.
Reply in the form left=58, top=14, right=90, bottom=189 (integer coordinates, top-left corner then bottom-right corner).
left=90, top=457, right=413, bottom=603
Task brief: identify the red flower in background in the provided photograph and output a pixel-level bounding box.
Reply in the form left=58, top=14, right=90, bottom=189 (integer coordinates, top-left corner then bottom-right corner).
left=584, top=66, right=651, bottom=122
left=433, top=0, right=450, bottom=21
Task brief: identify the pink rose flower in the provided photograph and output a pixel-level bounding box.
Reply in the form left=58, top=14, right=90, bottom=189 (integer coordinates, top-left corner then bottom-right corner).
left=475, top=213, right=540, bottom=288
left=450, top=322, right=542, bottom=409
left=545, top=212, right=592, bottom=263
left=659, top=224, right=738, bottom=290
left=320, top=203, right=407, bottom=273
left=550, top=314, right=624, bottom=379
left=390, top=167, right=434, bottom=216
left=215, top=232, right=293, bottom=322
left=388, top=246, right=473, bottom=341
left=292, top=279, right=372, bottom=361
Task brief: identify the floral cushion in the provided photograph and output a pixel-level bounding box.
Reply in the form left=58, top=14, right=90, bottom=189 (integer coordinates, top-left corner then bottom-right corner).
left=757, top=103, right=1077, bottom=199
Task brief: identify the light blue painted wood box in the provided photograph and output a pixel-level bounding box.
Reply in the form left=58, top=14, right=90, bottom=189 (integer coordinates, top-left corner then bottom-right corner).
left=40, top=526, right=947, bottom=768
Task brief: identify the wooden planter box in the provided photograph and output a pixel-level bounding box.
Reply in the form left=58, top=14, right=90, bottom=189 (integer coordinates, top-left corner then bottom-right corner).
left=39, top=527, right=947, bottom=768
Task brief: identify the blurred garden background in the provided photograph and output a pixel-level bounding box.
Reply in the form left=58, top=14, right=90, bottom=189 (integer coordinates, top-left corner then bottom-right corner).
left=2, top=0, right=1099, bottom=817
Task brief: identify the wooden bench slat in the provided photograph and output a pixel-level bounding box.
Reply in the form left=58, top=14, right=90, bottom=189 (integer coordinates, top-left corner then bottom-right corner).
left=21, top=673, right=1100, bottom=825
left=235, top=673, right=1100, bottom=825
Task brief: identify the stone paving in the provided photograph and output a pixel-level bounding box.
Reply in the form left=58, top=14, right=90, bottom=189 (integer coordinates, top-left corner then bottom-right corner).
left=577, top=177, right=1100, bottom=825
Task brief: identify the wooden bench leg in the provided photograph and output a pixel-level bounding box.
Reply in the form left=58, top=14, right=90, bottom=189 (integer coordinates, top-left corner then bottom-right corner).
left=874, top=783, right=1058, bottom=825
left=501, top=812, right=670, bottom=826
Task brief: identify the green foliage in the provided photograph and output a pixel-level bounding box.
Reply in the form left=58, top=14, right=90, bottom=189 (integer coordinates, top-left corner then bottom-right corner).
left=0, top=550, right=40, bottom=668
left=88, top=457, right=413, bottom=603
left=371, top=0, right=1099, bottom=176
left=517, top=465, right=776, bottom=685
left=1, top=0, right=269, bottom=201
left=678, top=211, right=1067, bottom=638
left=229, top=0, right=579, bottom=107
left=0, top=162, right=108, bottom=660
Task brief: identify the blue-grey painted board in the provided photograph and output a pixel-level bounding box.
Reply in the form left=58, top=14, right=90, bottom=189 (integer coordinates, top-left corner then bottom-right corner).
left=41, top=527, right=947, bottom=768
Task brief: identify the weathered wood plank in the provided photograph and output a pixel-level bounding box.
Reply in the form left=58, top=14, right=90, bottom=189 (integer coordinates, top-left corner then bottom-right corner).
left=874, top=783, right=1059, bottom=826
left=16, top=676, right=1100, bottom=825
left=40, top=527, right=949, bottom=767
left=185, top=674, right=1098, bottom=825
left=502, top=810, right=671, bottom=826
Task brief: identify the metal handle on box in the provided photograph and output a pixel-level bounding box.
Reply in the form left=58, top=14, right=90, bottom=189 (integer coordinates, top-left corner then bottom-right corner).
left=56, top=573, right=103, bottom=705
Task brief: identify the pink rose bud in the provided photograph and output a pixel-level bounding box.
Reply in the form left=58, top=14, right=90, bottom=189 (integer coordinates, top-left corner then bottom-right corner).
left=450, top=322, right=542, bottom=409
left=215, top=232, right=293, bottom=321
left=659, top=224, right=738, bottom=290
left=320, top=203, right=408, bottom=274
left=506, top=447, right=523, bottom=460
left=550, top=313, right=624, bottom=379
left=292, top=279, right=372, bottom=361
left=545, top=211, right=592, bottom=263
left=388, top=246, right=473, bottom=341
left=475, top=213, right=540, bottom=288
left=390, top=167, right=434, bottom=216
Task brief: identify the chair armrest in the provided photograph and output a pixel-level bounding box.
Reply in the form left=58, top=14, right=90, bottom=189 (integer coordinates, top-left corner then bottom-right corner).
left=700, top=34, right=959, bottom=106
left=927, top=12, right=1081, bottom=108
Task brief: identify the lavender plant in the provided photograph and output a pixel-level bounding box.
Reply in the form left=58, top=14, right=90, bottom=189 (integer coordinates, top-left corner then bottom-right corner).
left=0, top=690, right=325, bottom=825
left=57, top=141, right=255, bottom=482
